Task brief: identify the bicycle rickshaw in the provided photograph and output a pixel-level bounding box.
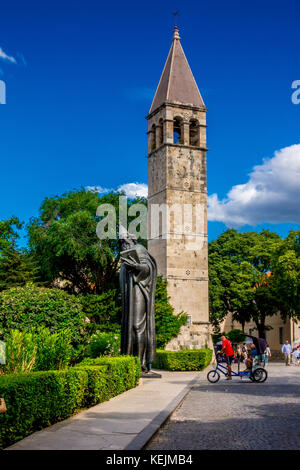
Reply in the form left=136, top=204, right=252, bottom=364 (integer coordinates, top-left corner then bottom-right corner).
left=207, top=335, right=268, bottom=383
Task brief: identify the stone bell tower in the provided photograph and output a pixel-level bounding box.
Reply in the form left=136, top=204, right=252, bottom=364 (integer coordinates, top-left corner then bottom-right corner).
left=147, top=26, right=211, bottom=349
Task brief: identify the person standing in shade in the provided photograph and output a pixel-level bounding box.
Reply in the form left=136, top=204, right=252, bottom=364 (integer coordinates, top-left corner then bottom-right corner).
left=264, top=344, right=271, bottom=366
left=292, top=348, right=300, bottom=366
left=220, top=335, right=234, bottom=380
left=281, top=340, right=292, bottom=366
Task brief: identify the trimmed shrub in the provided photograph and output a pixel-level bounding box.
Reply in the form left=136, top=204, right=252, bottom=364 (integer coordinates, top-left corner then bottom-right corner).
left=153, top=349, right=213, bottom=371
left=0, top=356, right=140, bottom=448
left=0, top=368, right=87, bottom=448
left=85, top=331, right=121, bottom=358
left=78, top=356, right=141, bottom=397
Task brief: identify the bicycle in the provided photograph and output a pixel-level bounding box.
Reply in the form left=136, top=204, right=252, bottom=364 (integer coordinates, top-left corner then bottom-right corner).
left=207, top=358, right=268, bottom=383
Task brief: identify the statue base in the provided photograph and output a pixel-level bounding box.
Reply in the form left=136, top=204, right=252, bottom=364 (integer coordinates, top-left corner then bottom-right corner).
left=141, top=370, right=162, bottom=379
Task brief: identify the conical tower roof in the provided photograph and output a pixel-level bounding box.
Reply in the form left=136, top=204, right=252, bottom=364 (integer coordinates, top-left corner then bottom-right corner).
left=149, top=27, right=205, bottom=114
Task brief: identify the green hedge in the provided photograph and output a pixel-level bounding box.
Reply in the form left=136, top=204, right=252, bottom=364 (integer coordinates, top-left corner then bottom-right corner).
left=153, top=349, right=212, bottom=371
left=76, top=356, right=141, bottom=406
left=0, top=356, right=140, bottom=449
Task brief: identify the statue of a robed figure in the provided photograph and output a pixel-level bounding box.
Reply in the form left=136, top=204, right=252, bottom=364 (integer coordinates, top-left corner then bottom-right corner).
left=119, top=225, right=159, bottom=376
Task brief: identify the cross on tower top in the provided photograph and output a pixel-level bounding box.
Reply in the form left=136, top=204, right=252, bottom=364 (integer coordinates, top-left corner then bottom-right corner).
left=172, top=10, right=179, bottom=27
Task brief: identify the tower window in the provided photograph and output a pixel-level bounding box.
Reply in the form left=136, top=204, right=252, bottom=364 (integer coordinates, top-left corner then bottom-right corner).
left=173, top=117, right=183, bottom=144
left=189, top=119, right=200, bottom=146
left=157, top=118, right=164, bottom=146
left=150, top=124, right=156, bottom=151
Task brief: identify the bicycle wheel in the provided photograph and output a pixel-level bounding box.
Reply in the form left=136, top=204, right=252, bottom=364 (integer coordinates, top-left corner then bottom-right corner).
left=252, top=368, right=268, bottom=383
left=207, top=370, right=220, bottom=383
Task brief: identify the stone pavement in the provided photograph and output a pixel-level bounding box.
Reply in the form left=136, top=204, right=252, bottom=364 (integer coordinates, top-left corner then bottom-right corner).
left=7, top=370, right=201, bottom=450
left=147, top=363, right=300, bottom=450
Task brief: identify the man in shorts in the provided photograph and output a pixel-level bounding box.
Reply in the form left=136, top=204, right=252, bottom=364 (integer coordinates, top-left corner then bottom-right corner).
left=220, top=335, right=234, bottom=380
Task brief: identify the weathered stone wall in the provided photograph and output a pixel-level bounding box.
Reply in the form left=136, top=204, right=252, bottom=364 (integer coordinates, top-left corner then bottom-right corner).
left=147, top=103, right=211, bottom=348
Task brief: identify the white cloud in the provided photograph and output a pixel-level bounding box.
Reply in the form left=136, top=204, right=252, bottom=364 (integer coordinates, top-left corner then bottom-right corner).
left=208, top=143, right=300, bottom=227
left=86, top=186, right=110, bottom=194
left=0, top=47, right=16, bottom=64
left=87, top=182, right=148, bottom=198
left=117, top=183, right=148, bottom=198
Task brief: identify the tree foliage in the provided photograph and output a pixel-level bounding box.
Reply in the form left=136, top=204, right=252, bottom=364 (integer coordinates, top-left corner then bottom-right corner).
left=224, top=329, right=246, bottom=344
left=27, top=188, right=146, bottom=294
left=154, top=276, right=187, bottom=348
left=0, top=246, right=38, bottom=291
left=0, top=216, right=22, bottom=252
left=0, top=284, right=86, bottom=345
left=272, top=230, right=300, bottom=320
left=0, top=217, right=37, bottom=291
left=80, top=290, right=121, bottom=333
left=209, top=229, right=284, bottom=338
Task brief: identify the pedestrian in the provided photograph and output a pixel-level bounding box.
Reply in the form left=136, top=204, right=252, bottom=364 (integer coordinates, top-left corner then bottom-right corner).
left=281, top=340, right=292, bottom=366
left=220, top=335, right=234, bottom=380
left=264, top=344, right=271, bottom=366
left=292, top=348, right=300, bottom=366
left=241, top=343, right=248, bottom=360
left=236, top=344, right=242, bottom=363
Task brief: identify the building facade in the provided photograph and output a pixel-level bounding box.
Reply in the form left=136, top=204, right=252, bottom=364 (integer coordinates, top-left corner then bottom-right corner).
left=146, top=27, right=211, bottom=349
left=221, top=313, right=300, bottom=356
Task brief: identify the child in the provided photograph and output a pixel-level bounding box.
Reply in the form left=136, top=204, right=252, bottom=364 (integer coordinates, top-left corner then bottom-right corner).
left=264, top=344, right=271, bottom=366
left=244, top=344, right=257, bottom=371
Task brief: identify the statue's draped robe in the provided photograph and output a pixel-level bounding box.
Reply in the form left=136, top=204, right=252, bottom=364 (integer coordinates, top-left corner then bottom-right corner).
left=120, top=244, right=157, bottom=369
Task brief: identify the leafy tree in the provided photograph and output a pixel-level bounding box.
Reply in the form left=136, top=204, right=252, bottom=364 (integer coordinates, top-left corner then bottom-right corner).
left=0, top=216, right=22, bottom=252
left=27, top=188, right=147, bottom=294
left=80, top=290, right=121, bottom=333
left=81, top=278, right=188, bottom=349
left=0, top=217, right=37, bottom=290
left=0, top=246, right=38, bottom=291
left=154, top=276, right=187, bottom=349
left=209, top=229, right=282, bottom=338
left=224, top=329, right=246, bottom=344
left=272, top=230, right=300, bottom=320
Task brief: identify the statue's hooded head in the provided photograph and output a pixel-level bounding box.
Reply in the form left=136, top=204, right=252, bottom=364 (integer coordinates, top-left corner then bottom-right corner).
left=119, top=224, right=137, bottom=251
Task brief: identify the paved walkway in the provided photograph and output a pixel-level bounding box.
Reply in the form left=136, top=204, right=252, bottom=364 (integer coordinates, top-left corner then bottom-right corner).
left=7, top=370, right=201, bottom=450
left=147, top=363, right=300, bottom=450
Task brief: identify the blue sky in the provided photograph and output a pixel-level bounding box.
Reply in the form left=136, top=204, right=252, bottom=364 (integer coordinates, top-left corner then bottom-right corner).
left=0, top=0, right=300, bottom=244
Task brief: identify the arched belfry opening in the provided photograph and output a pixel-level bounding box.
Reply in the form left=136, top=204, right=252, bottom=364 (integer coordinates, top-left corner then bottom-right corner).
left=150, top=124, right=156, bottom=151
left=157, top=118, right=164, bottom=146
left=189, top=119, right=200, bottom=146
left=173, top=117, right=183, bottom=144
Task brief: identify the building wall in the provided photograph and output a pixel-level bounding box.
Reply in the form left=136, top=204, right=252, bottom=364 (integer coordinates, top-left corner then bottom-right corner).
left=221, top=312, right=300, bottom=352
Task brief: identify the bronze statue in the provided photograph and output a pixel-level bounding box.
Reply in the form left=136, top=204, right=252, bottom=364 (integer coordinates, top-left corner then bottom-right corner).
left=119, top=225, right=158, bottom=375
